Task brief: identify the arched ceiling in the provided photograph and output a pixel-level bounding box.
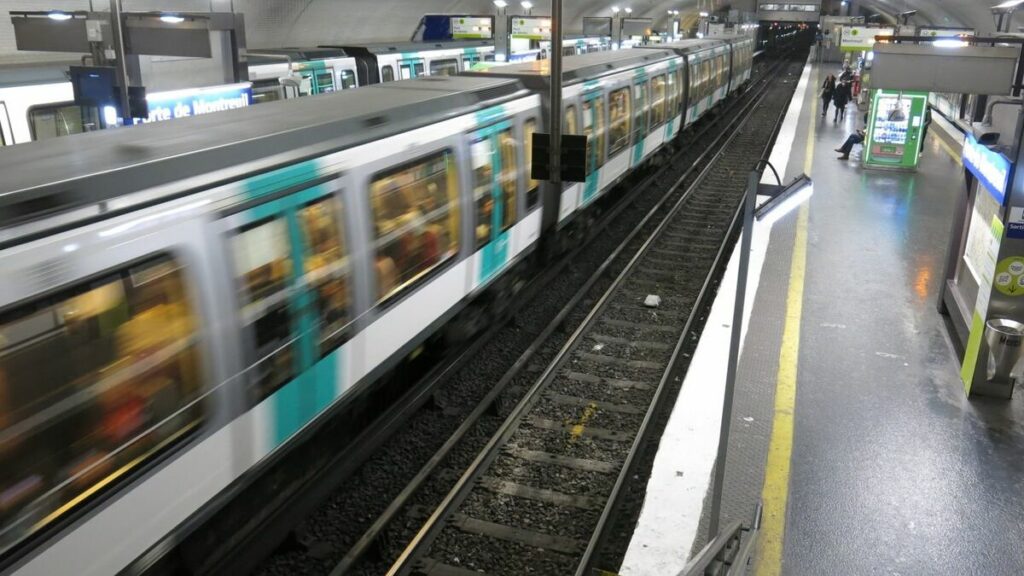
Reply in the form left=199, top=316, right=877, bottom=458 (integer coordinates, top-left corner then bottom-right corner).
left=0, top=0, right=1003, bottom=64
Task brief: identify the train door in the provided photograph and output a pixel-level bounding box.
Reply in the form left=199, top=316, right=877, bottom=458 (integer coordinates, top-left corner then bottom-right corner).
left=470, top=121, right=519, bottom=284
left=0, top=102, right=12, bottom=145
left=631, top=78, right=648, bottom=167
left=223, top=176, right=353, bottom=450
left=335, top=67, right=358, bottom=89
left=580, top=90, right=607, bottom=205
left=399, top=58, right=426, bottom=79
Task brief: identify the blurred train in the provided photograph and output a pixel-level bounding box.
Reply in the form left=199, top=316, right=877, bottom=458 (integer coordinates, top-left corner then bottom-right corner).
left=0, top=37, right=611, bottom=146
left=0, top=36, right=752, bottom=574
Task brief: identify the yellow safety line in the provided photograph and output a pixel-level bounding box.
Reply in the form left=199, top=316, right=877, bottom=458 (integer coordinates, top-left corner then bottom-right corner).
left=754, top=66, right=815, bottom=576
left=937, top=137, right=962, bottom=165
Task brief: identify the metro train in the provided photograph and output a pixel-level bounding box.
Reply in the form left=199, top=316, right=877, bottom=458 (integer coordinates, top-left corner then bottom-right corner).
left=0, top=36, right=753, bottom=575
left=0, top=37, right=610, bottom=146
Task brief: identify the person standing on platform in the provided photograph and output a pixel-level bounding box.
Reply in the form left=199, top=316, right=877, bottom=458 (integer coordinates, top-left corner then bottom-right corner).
left=920, top=106, right=932, bottom=156
left=820, top=74, right=836, bottom=118
left=832, top=81, right=851, bottom=122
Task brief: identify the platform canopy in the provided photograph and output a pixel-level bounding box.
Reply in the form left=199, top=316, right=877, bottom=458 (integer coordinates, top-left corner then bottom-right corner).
left=871, top=42, right=1020, bottom=94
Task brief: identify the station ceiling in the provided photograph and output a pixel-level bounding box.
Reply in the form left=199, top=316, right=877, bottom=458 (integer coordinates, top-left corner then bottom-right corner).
left=0, top=0, right=1006, bottom=64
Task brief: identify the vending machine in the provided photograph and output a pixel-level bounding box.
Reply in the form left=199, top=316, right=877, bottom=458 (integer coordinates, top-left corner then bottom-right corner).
left=863, top=89, right=929, bottom=170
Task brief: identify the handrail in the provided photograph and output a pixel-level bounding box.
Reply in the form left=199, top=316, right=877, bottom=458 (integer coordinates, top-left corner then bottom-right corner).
left=678, top=503, right=762, bottom=576
left=677, top=521, right=743, bottom=576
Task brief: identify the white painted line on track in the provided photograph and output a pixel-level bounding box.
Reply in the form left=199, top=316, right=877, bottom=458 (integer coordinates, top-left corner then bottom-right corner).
left=619, top=56, right=814, bottom=576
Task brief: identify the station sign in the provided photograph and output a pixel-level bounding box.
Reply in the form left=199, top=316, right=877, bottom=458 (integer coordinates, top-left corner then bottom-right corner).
left=452, top=16, right=493, bottom=39
left=963, top=133, right=1011, bottom=206
left=840, top=25, right=894, bottom=51
left=511, top=16, right=552, bottom=40
left=132, top=82, right=253, bottom=125
left=918, top=27, right=974, bottom=39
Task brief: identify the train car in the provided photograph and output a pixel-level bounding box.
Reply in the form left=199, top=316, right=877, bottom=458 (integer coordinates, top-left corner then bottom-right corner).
left=465, top=49, right=687, bottom=234
left=329, top=40, right=496, bottom=84
left=247, top=47, right=363, bottom=102
left=0, top=39, right=744, bottom=574
left=0, top=63, right=83, bottom=146
left=637, top=38, right=746, bottom=126
left=0, top=74, right=542, bottom=575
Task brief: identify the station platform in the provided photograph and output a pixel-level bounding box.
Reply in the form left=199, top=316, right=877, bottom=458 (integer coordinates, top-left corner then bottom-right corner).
left=620, top=57, right=1024, bottom=575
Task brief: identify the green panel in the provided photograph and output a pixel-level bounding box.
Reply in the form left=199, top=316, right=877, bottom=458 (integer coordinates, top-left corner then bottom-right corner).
left=864, top=89, right=928, bottom=170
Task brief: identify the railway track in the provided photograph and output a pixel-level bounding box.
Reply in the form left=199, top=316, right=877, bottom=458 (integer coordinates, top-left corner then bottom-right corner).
left=377, top=56, right=805, bottom=576
left=241, top=50, right=805, bottom=576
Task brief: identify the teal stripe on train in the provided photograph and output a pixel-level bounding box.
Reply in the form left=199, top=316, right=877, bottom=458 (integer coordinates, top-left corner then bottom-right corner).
left=632, top=68, right=648, bottom=167
left=476, top=112, right=512, bottom=283
left=581, top=90, right=601, bottom=204
left=238, top=159, right=345, bottom=449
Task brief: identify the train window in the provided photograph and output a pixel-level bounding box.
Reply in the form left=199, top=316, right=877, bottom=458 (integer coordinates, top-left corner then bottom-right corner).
left=692, top=62, right=702, bottom=102
left=0, top=256, right=204, bottom=552
left=523, top=118, right=540, bottom=209
left=582, top=97, right=606, bottom=172
left=400, top=65, right=413, bottom=80
left=381, top=65, right=395, bottom=82
left=651, top=75, right=667, bottom=128
left=564, top=105, right=578, bottom=135
left=666, top=71, right=677, bottom=121
left=297, top=197, right=351, bottom=355
left=369, top=150, right=460, bottom=301
left=608, top=87, right=631, bottom=156
left=339, top=70, right=357, bottom=90
left=701, top=60, right=712, bottom=99
left=28, top=103, right=98, bottom=141
left=252, top=79, right=284, bottom=104
left=430, top=59, right=460, bottom=76
left=415, top=63, right=425, bottom=76
left=471, top=137, right=495, bottom=249
left=316, top=71, right=335, bottom=93
left=498, top=129, right=518, bottom=231
left=232, top=218, right=296, bottom=399
left=632, top=82, right=647, bottom=145
left=563, top=46, right=576, bottom=57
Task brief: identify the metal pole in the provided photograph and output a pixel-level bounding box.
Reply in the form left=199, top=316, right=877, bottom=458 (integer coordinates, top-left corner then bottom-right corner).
left=109, top=0, right=130, bottom=123
left=550, top=0, right=562, bottom=188
left=708, top=170, right=758, bottom=537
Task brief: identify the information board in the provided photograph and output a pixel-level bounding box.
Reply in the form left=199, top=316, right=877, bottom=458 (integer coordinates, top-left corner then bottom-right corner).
left=840, top=25, right=894, bottom=51
left=511, top=17, right=552, bottom=40
left=963, top=132, right=1011, bottom=206
left=132, top=82, right=252, bottom=125
left=452, top=16, right=493, bottom=39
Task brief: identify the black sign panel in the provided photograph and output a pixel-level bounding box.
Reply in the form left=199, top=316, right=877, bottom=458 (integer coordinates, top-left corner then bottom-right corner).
left=531, top=133, right=589, bottom=183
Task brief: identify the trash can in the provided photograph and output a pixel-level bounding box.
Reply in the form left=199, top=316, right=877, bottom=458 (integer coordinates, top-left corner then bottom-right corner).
left=984, top=318, right=1024, bottom=390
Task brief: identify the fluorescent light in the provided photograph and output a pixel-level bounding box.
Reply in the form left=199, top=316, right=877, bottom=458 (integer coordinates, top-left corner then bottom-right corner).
left=624, top=7, right=633, bottom=14
left=160, top=14, right=185, bottom=24
left=102, top=105, right=118, bottom=126
left=755, top=174, right=813, bottom=227
left=47, top=11, right=72, bottom=21
left=994, top=0, right=1024, bottom=8
left=611, top=6, right=620, bottom=13
left=493, top=0, right=508, bottom=8
left=521, top=1, right=533, bottom=9
left=699, top=11, right=710, bottom=17
left=933, top=39, right=968, bottom=48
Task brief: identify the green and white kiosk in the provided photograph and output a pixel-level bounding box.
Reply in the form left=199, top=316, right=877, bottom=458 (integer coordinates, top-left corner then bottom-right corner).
left=863, top=89, right=929, bottom=170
